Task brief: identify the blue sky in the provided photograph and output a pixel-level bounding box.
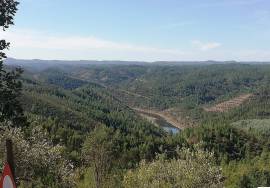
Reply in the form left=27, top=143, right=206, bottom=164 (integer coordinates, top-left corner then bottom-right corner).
left=2, top=0, right=270, bottom=61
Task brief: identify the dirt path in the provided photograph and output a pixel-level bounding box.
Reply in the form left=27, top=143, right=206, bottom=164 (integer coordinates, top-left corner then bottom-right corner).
left=133, top=108, right=193, bottom=129
left=204, top=94, right=253, bottom=112
left=118, top=89, right=150, bottom=100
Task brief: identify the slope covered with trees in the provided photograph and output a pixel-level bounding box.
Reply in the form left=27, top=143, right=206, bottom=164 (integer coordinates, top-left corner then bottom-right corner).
left=1, top=3, right=270, bottom=186
left=8, top=62, right=269, bottom=187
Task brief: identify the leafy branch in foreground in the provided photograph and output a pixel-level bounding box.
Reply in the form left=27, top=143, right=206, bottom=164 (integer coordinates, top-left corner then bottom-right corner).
left=0, top=0, right=27, bottom=127
left=123, top=146, right=224, bottom=188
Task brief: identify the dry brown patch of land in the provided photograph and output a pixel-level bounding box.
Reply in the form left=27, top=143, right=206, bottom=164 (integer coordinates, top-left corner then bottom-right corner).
left=204, top=94, right=253, bottom=113
left=133, top=108, right=195, bottom=129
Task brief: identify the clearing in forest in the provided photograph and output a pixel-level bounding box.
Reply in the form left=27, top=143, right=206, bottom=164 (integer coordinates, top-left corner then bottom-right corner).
left=204, top=94, right=253, bottom=113
left=133, top=108, right=195, bottom=129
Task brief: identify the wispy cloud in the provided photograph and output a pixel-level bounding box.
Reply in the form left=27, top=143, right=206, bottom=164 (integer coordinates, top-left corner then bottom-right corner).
left=1, top=29, right=186, bottom=61
left=1, top=29, right=269, bottom=62
left=192, top=40, right=222, bottom=51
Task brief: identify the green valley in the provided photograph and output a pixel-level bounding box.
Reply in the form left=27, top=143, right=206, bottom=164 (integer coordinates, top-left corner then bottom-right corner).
left=1, top=60, right=270, bottom=187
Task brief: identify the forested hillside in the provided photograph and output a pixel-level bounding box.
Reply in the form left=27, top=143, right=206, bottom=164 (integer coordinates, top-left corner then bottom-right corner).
left=2, top=61, right=270, bottom=187
left=1, top=1, right=270, bottom=187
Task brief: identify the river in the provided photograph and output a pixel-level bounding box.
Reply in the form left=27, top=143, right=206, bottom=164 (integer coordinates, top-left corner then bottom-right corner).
left=134, top=108, right=180, bottom=134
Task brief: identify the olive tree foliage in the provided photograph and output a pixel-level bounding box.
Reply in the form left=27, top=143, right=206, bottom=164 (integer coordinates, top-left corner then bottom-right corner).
left=0, top=0, right=27, bottom=127
left=0, top=125, right=76, bottom=187
left=82, top=125, right=119, bottom=188
left=123, top=146, right=224, bottom=188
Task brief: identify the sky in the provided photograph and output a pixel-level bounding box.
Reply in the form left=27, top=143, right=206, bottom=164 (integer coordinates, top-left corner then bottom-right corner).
left=1, top=0, right=270, bottom=61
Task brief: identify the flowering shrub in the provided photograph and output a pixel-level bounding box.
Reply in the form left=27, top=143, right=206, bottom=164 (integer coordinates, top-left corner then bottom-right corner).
left=0, top=125, right=75, bottom=187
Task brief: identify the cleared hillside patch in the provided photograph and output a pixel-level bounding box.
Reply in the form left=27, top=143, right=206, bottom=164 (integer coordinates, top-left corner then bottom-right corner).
left=133, top=108, right=195, bottom=129
left=204, top=94, right=253, bottom=112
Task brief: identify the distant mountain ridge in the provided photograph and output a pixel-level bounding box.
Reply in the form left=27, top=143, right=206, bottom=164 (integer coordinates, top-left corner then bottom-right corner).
left=4, top=58, right=147, bottom=68
left=5, top=58, right=270, bottom=70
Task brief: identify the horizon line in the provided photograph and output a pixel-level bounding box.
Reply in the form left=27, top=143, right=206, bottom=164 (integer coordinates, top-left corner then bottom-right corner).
left=5, top=57, right=270, bottom=64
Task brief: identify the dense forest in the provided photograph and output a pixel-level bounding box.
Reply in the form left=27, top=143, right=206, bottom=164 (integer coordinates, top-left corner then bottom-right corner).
left=1, top=2, right=270, bottom=188
left=1, top=60, right=270, bottom=187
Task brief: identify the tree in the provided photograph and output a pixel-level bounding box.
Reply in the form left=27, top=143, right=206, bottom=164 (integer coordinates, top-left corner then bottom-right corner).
left=123, top=147, right=224, bottom=188
left=0, top=0, right=27, bottom=127
left=82, top=125, right=117, bottom=188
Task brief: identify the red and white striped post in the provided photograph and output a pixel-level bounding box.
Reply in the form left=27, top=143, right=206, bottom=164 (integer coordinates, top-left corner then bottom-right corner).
left=0, top=139, right=16, bottom=188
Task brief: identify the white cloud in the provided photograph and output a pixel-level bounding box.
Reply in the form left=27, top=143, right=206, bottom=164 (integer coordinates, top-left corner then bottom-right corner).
left=192, top=40, right=222, bottom=51
left=1, top=29, right=270, bottom=62
left=1, top=29, right=187, bottom=61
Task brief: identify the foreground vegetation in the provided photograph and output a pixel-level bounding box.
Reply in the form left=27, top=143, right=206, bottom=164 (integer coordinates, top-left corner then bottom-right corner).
left=1, top=2, right=270, bottom=187
left=1, top=62, right=269, bottom=187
